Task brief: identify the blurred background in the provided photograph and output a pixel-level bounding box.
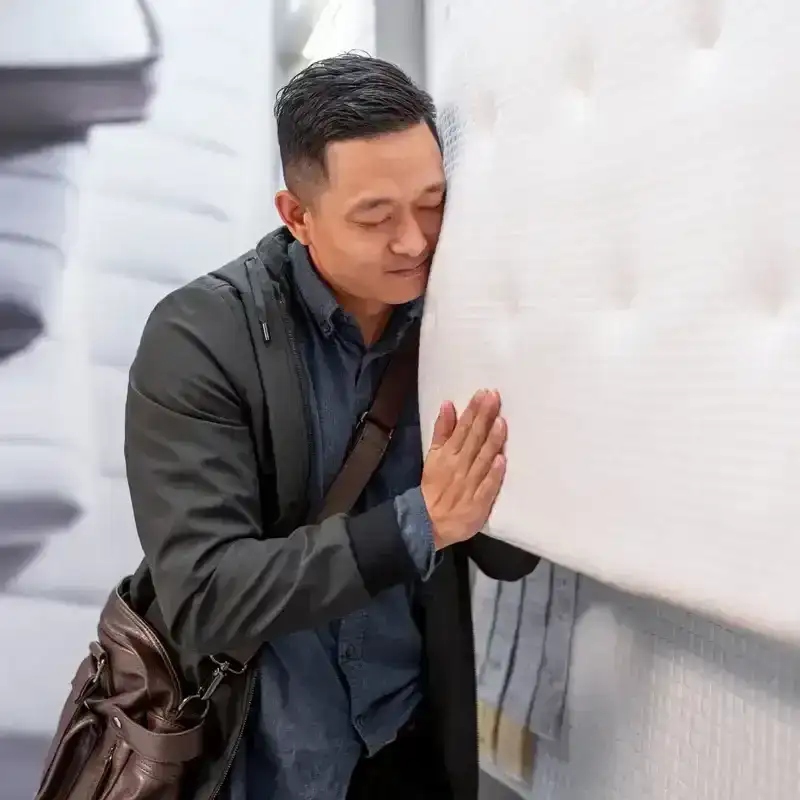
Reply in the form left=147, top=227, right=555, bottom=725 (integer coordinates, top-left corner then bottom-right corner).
left=1, top=1, right=520, bottom=798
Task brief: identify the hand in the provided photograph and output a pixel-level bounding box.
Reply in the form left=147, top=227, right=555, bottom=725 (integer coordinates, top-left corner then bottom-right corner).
left=421, top=389, right=508, bottom=551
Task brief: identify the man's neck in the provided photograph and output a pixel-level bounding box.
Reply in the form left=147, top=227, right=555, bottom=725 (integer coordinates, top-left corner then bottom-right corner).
left=337, top=294, right=392, bottom=346
left=305, top=246, right=392, bottom=345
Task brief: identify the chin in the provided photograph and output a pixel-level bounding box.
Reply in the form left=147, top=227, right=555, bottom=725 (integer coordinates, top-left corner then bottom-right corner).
left=383, top=263, right=429, bottom=304
left=385, top=275, right=427, bottom=305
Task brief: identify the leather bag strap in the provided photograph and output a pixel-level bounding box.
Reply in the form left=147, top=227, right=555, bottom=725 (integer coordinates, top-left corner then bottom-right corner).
left=314, top=323, right=419, bottom=522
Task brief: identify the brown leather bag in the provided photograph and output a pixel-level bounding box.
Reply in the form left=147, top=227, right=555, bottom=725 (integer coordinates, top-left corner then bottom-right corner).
left=33, top=328, right=418, bottom=800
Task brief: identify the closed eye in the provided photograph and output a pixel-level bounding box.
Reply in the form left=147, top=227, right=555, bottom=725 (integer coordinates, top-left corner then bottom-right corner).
left=418, top=191, right=445, bottom=211
left=355, top=216, right=391, bottom=228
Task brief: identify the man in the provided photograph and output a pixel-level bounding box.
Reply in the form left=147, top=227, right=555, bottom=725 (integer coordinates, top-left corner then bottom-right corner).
left=125, top=53, right=539, bottom=800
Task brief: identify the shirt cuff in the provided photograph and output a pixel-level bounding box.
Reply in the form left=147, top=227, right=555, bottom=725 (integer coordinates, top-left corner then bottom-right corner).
left=393, top=486, right=441, bottom=582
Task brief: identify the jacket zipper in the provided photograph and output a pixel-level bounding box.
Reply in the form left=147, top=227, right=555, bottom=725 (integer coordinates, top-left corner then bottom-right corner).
left=208, top=668, right=256, bottom=800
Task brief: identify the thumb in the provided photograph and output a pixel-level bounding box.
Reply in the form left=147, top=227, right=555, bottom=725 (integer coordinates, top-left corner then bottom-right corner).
left=430, top=401, right=456, bottom=449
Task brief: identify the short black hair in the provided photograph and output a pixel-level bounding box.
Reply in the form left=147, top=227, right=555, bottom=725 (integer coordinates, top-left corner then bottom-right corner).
left=274, top=52, right=438, bottom=194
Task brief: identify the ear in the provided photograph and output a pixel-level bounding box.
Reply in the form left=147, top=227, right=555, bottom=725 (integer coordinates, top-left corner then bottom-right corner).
left=275, top=189, right=311, bottom=245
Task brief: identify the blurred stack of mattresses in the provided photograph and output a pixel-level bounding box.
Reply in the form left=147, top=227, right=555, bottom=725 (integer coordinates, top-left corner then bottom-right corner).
left=0, top=1, right=160, bottom=793
left=2, top=1, right=279, bottom=780
left=0, top=0, right=159, bottom=580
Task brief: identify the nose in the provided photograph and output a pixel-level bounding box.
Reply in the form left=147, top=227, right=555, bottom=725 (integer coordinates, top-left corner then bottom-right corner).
left=389, top=214, right=427, bottom=259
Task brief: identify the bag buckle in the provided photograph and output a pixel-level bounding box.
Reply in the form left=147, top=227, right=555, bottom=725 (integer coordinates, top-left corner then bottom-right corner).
left=357, top=411, right=393, bottom=441
left=75, top=643, right=107, bottom=707
left=176, top=655, right=247, bottom=717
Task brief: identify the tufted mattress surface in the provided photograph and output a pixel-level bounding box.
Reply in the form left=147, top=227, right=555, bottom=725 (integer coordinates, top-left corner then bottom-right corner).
left=422, top=2, right=800, bottom=798
left=421, top=0, right=800, bottom=644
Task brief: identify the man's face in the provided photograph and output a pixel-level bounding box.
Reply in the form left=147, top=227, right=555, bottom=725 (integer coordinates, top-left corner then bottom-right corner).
left=294, top=122, right=446, bottom=307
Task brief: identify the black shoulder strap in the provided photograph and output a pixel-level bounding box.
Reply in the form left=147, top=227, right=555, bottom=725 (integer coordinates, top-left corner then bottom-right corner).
left=209, top=233, right=312, bottom=533
left=241, top=250, right=311, bottom=534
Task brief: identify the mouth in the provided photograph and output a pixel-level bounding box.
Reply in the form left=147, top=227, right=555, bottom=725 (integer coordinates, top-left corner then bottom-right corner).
left=391, top=259, right=429, bottom=278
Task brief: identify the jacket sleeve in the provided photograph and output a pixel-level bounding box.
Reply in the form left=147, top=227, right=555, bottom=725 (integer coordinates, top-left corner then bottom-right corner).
left=125, top=282, right=418, bottom=656
left=464, top=533, right=541, bottom=581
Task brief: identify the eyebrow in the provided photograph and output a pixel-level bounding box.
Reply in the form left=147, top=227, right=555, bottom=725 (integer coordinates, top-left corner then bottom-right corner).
left=349, top=181, right=446, bottom=215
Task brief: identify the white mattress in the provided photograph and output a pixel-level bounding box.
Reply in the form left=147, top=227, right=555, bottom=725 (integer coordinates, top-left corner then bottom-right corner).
left=0, top=0, right=153, bottom=66
left=8, top=476, right=142, bottom=605
left=424, top=2, right=800, bottom=798
left=0, top=338, right=92, bottom=561
left=5, top=0, right=279, bottom=608
left=421, top=0, right=800, bottom=644
left=0, top=139, right=85, bottom=358
left=0, top=594, right=101, bottom=735
left=0, top=227, right=92, bottom=542
left=497, top=577, right=800, bottom=800
left=0, top=5, right=279, bottom=793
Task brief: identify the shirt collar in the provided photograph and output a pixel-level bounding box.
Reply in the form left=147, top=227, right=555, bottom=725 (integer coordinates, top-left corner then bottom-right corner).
left=288, top=240, right=340, bottom=336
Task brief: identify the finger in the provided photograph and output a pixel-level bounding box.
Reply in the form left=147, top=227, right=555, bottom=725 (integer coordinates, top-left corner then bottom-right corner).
left=429, top=401, right=457, bottom=449
left=465, top=415, right=507, bottom=488
left=457, top=390, right=501, bottom=465
left=474, top=454, right=507, bottom=510
left=446, top=389, right=488, bottom=453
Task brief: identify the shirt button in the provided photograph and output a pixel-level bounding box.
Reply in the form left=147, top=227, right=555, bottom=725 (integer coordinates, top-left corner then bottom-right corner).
left=343, top=644, right=357, bottom=660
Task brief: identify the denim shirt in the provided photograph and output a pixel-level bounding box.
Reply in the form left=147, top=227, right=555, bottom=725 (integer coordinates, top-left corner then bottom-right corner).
left=228, top=242, right=438, bottom=800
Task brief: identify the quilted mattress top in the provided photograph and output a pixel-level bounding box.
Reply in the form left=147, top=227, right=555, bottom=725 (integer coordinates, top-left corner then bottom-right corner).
left=420, top=0, right=800, bottom=643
